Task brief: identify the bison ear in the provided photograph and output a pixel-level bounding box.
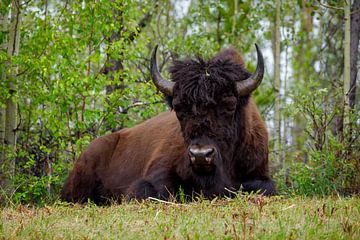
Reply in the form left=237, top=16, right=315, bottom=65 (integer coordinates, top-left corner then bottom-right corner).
left=150, top=45, right=175, bottom=96
left=236, top=43, right=264, bottom=96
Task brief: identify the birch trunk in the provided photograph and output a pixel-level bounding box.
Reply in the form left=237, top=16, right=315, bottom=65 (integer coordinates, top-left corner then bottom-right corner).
left=343, top=1, right=351, bottom=137
left=0, top=3, right=9, bottom=187
left=4, top=0, right=21, bottom=178
left=273, top=0, right=282, bottom=165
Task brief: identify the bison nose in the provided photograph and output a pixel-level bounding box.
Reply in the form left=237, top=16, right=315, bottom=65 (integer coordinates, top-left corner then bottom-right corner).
left=189, top=146, right=216, bottom=163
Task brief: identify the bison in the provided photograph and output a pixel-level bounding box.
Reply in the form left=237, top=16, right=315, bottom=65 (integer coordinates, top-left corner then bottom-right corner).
left=61, top=44, right=276, bottom=204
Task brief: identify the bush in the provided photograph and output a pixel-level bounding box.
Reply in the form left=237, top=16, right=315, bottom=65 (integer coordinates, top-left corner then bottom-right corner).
left=276, top=140, right=360, bottom=196
left=275, top=81, right=360, bottom=196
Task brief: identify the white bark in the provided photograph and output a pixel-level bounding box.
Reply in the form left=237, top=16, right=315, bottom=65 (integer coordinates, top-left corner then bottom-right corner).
left=343, top=0, right=351, bottom=133
left=274, top=0, right=282, bottom=164
left=4, top=0, right=21, bottom=178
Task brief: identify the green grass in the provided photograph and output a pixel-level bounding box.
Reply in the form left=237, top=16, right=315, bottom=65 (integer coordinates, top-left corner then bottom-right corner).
left=1, top=195, right=360, bottom=239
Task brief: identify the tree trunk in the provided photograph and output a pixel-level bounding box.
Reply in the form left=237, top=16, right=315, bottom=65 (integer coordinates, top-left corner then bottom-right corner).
left=0, top=6, right=9, bottom=188
left=343, top=0, right=351, bottom=140
left=104, top=4, right=155, bottom=96
left=349, top=0, right=360, bottom=110
left=103, top=3, right=155, bottom=131
left=231, top=0, right=238, bottom=39
left=4, top=0, right=21, bottom=180
left=273, top=0, right=282, bottom=165
left=293, top=0, right=313, bottom=161
left=0, top=103, right=5, bottom=180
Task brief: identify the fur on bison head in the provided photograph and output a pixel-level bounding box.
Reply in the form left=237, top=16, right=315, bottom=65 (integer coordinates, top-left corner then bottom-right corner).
left=61, top=44, right=275, bottom=204
left=169, top=50, right=254, bottom=176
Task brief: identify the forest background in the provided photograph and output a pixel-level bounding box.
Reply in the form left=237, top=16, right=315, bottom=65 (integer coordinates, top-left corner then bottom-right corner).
left=0, top=0, right=359, bottom=205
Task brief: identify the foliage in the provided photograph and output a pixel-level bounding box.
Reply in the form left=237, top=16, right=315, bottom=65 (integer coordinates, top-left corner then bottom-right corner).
left=275, top=80, right=360, bottom=196
left=276, top=146, right=360, bottom=196
left=1, top=0, right=166, bottom=204
left=0, top=0, right=359, bottom=204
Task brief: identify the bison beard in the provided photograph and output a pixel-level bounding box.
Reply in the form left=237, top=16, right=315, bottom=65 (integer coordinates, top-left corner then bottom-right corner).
left=61, top=45, right=276, bottom=204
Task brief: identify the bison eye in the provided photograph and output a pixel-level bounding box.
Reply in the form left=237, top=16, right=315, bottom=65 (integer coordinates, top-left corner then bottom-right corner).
left=219, top=97, right=237, bottom=115
left=221, top=106, right=236, bottom=116
left=173, top=103, right=192, bottom=120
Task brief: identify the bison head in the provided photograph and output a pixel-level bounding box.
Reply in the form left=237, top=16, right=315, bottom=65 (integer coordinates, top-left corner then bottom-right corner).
left=150, top=45, right=264, bottom=176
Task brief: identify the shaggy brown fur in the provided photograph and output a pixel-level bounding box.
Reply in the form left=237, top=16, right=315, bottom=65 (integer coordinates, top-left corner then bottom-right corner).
left=61, top=48, right=275, bottom=203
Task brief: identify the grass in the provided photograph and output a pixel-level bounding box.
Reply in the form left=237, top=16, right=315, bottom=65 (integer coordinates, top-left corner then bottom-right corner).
left=1, top=195, right=360, bottom=240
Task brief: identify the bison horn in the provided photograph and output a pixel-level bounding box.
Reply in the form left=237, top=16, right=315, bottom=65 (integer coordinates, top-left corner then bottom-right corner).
left=236, top=43, right=264, bottom=96
left=150, top=45, right=174, bottom=96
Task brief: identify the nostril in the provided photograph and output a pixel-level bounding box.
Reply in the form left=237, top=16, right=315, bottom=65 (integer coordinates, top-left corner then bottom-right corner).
left=204, top=148, right=215, bottom=157
left=188, top=148, right=197, bottom=163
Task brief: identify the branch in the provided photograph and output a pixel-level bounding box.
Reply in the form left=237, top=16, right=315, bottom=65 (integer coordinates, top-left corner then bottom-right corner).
left=118, top=101, right=163, bottom=114
left=102, top=2, right=158, bottom=76
left=127, top=11, right=153, bottom=42
left=19, top=0, right=33, bottom=7
left=351, top=10, right=360, bottom=15
left=316, top=0, right=343, bottom=11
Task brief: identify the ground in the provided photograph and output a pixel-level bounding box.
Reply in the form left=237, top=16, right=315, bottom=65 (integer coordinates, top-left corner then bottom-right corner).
left=1, top=195, right=359, bottom=239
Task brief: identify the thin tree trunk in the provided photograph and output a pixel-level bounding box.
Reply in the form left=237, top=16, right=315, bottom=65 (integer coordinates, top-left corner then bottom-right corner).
left=273, top=0, right=282, bottom=165
left=103, top=3, right=156, bottom=131
left=231, top=0, right=238, bottom=38
left=4, top=0, right=21, bottom=178
left=104, top=4, right=155, bottom=95
left=0, top=5, right=9, bottom=188
left=349, top=0, right=360, bottom=154
left=293, top=0, right=313, bottom=161
left=349, top=0, right=360, bottom=111
left=343, top=0, right=351, bottom=140
left=282, top=42, right=289, bottom=166
left=0, top=102, right=5, bottom=182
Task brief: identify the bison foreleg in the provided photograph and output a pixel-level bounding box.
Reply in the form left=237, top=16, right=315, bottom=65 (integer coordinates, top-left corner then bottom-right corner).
left=241, top=178, right=276, bottom=196
left=127, top=170, right=180, bottom=200
left=126, top=179, right=159, bottom=200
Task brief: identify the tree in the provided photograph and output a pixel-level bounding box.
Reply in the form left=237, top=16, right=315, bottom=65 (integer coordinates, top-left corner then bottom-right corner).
left=292, top=0, right=314, bottom=160
left=340, top=0, right=359, bottom=148
left=103, top=1, right=157, bottom=131
left=0, top=0, right=10, bottom=171
left=273, top=0, right=282, bottom=165
left=343, top=0, right=351, bottom=135
left=349, top=0, right=360, bottom=115
left=0, top=0, right=9, bottom=188
left=1, top=0, right=21, bottom=191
